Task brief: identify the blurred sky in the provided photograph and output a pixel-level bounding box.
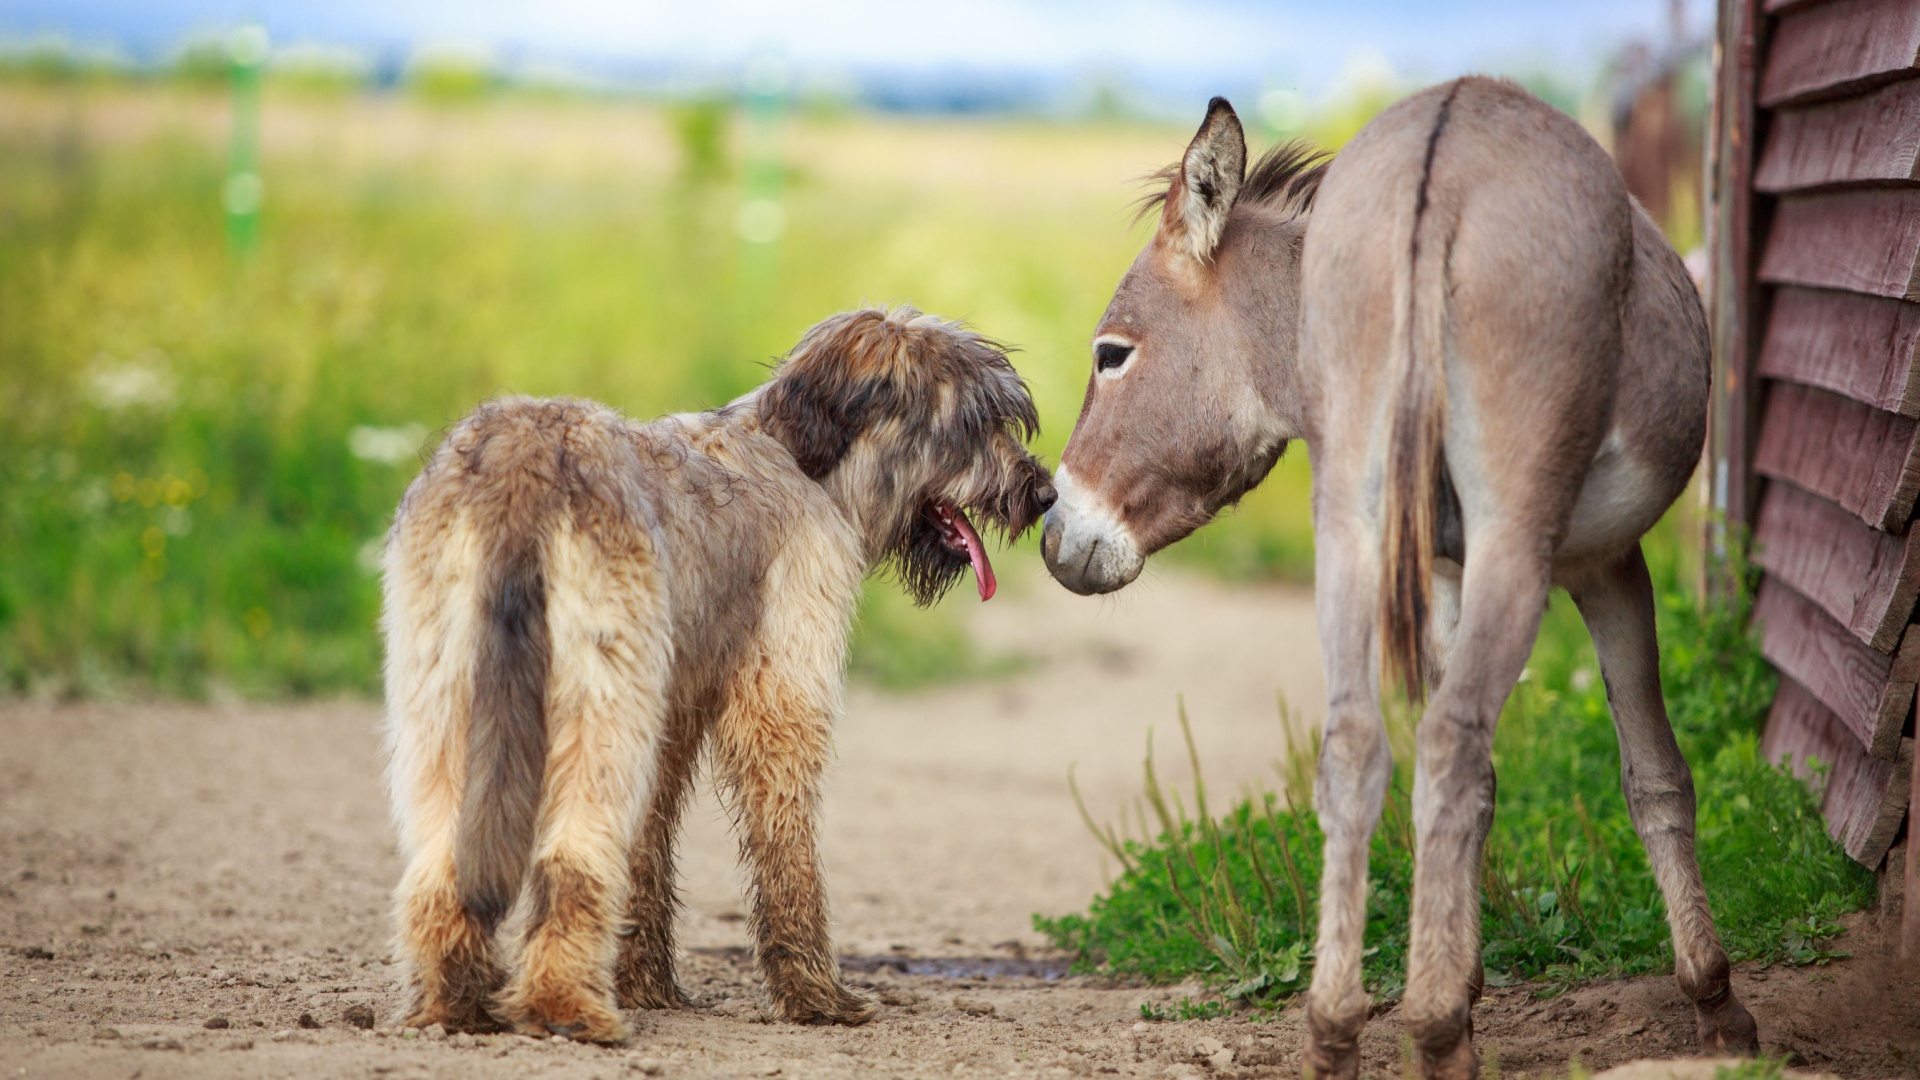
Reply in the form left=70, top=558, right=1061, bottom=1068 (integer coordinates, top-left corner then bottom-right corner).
left=2, top=0, right=1708, bottom=107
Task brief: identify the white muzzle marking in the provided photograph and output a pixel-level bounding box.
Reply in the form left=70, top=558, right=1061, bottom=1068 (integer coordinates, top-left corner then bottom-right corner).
left=1040, top=464, right=1145, bottom=596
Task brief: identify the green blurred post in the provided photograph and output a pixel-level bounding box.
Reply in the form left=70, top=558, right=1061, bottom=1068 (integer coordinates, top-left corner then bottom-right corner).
left=225, top=25, right=268, bottom=257
left=737, top=53, right=788, bottom=308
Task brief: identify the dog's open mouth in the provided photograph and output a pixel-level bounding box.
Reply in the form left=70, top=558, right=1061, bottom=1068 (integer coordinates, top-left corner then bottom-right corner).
left=929, top=499, right=996, bottom=601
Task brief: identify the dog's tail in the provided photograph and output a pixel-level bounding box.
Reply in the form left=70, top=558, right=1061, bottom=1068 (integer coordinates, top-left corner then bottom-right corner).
left=1378, top=83, right=1459, bottom=701
left=455, top=458, right=556, bottom=934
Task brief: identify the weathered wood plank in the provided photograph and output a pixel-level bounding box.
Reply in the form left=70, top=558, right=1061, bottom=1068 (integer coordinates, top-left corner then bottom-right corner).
left=1759, top=0, right=1920, bottom=107
left=1757, top=189, right=1920, bottom=300
left=1753, top=480, right=1920, bottom=651
left=1905, top=729, right=1920, bottom=965
left=1708, top=0, right=1765, bottom=533
left=1752, top=382, right=1920, bottom=530
left=1757, top=77, right=1920, bottom=191
left=1753, top=575, right=1917, bottom=759
left=1762, top=677, right=1913, bottom=866
left=1756, top=287, right=1920, bottom=418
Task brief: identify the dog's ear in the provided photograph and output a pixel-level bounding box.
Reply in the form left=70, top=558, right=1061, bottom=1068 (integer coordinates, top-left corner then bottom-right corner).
left=761, top=311, right=890, bottom=479
left=1160, top=97, right=1246, bottom=264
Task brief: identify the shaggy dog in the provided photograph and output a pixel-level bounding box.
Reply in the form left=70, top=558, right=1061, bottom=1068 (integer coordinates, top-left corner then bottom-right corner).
left=381, top=307, right=1054, bottom=1042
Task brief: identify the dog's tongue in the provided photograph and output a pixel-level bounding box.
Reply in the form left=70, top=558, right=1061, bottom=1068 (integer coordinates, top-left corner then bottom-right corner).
left=951, top=510, right=996, bottom=601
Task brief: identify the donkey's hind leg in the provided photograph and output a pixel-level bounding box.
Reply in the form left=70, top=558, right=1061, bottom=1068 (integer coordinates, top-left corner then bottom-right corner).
left=1405, top=528, right=1553, bottom=1080
left=1566, top=545, right=1758, bottom=1053
left=1424, top=566, right=1494, bottom=1011
left=497, top=523, right=670, bottom=1044
left=1304, top=504, right=1395, bottom=1080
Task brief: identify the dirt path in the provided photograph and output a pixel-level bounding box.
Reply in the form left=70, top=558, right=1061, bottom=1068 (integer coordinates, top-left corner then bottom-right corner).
left=3, top=567, right=1916, bottom=1079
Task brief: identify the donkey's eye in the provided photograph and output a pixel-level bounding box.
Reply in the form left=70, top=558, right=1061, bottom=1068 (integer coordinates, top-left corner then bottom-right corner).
left=1095, top=341, right=1135, bottom=373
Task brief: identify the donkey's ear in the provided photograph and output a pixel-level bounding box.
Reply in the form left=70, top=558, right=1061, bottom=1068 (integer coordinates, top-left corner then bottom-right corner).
left=1162, top=97, right=1246, bottom=263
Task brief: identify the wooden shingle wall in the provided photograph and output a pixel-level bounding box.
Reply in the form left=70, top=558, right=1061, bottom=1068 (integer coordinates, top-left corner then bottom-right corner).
left=1714, top=0, right=1920, bottom=885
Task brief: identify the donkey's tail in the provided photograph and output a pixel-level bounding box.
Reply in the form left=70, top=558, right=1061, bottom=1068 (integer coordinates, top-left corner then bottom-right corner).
left=455, top=502, right=553, bottom=933
left=1378, top=83, right=1461, bottom=701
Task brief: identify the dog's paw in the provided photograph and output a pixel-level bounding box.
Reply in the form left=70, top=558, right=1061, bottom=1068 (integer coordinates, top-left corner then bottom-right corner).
left=502, top=989, right=630, bottom=1045
left=782, top=984, right=879, bottom=1027
left=401, top=994, right=508, bottom=1035
left=617, top=980, right=690, bottom=1011
left=615, top=964, right=691, bottom=1011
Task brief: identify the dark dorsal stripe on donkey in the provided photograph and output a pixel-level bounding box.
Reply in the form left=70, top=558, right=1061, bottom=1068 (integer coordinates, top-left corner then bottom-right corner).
left=1040, top=78, right=1756, bottom=1080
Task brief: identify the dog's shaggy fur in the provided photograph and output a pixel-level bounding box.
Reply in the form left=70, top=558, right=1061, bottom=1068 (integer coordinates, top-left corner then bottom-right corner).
left=381, top=308, right=1053, bottom=1042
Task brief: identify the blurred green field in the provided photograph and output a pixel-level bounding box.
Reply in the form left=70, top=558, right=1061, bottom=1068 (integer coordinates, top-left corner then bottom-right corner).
left=0, top=84, right=1324, bottom=697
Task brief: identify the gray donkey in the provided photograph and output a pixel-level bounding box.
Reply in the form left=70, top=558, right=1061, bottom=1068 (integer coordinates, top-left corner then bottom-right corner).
left=1040, top=78, right=1758, bottom=1079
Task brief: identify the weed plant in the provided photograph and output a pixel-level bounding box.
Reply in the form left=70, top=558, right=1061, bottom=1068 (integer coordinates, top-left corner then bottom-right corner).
left=1035, top=538, right=1874, bottom=1003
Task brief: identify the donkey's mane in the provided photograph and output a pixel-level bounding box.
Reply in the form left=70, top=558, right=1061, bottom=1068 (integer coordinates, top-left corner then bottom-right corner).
left=1136, top=139, right=1332, bottom=224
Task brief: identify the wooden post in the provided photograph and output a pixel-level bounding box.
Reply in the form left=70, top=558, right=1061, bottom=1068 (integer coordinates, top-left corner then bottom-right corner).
left=1705, top=0, right=1764, bottom=579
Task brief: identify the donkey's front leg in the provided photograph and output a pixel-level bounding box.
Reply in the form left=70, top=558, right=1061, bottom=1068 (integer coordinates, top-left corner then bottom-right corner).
left=1567, top=546, right=1758, bottom=1053
left=1405, top=534, right=1550, bottom=1080
left=1304, top=525, right=1395, bottom=1080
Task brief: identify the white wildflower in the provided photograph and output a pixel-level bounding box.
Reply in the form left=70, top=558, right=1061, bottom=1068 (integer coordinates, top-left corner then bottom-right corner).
left=347, top=423, right=426, bottom=465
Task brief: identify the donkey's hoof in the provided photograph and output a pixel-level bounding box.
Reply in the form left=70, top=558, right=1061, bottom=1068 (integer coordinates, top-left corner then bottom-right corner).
left=1697, top=996, right=1759, bottom=1055
left=1302, top=1038, right=1361, bottom=1080
left=1416, top=1035, right=1479, bottom=1080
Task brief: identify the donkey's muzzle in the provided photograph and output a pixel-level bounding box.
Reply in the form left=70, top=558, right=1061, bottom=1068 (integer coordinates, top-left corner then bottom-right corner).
left=1041, top=504, right=1143, bottom=596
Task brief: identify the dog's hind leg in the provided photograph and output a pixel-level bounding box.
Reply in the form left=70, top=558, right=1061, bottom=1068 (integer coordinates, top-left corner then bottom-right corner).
left=384, top=519, right=510, bottom=1033
left=616, top=717, right=707, bottom=1009
left=497, top=519, right=670, bottom=1044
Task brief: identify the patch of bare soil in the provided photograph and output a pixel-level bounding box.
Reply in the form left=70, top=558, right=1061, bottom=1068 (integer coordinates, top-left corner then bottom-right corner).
left=3, top=569, right=1916, bottom=1079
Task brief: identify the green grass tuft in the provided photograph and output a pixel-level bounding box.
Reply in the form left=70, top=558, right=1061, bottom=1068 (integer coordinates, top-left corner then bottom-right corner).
left=1035, top=536, right=1875, bottom=1003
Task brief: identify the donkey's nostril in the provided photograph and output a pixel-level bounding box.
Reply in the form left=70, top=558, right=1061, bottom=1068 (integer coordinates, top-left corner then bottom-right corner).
left=1034, top=482, right=1058, bottom=513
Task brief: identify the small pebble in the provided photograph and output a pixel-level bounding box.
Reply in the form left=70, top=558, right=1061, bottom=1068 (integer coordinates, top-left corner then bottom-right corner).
left=343, top=1003, right=376, bottom=1030
left=633, top=1059, right=665, bottom=1076
left=205, top=1017, right=231, bottom=1029
left=552, top=1034, right=568, bottom=1044
left=82, top=967, right=99, bottom=979
left=1132, top=1022, right=1151, bottom=1036
left=297, top=1012, right=320, bottom=1030
left=92, top=1026, right=121, bottom=1040
left=423, top=1022, right=447, bottom=1040
left=450, top=1032, right=475, bottom=1049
